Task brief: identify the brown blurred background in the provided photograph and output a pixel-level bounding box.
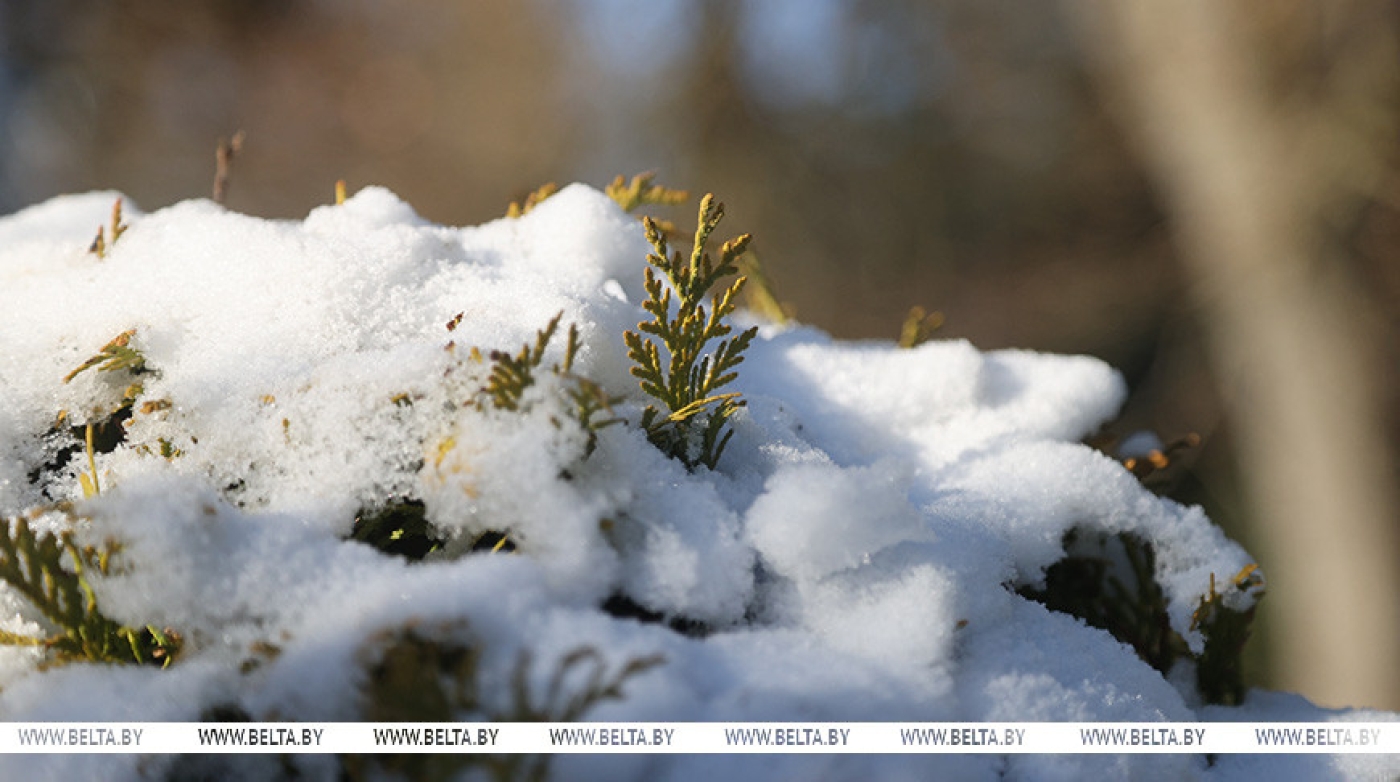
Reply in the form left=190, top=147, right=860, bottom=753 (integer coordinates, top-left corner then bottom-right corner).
left=2, top=0, right=1397, bottom=710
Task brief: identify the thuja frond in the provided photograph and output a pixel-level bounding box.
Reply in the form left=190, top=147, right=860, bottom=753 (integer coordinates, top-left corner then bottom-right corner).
left=508, top=646, right=665, bottom=723
left=1019, top=529, right=1263, bottom=706
left=347, top=624, right=495, bottom=782
left=897, top=305, right=944, bottom=349
left=493, top=647, right=661, bottom=782
left=1190, top=564, right=1265, bottom=706
left=88, top=198, right=128, bottom=260
left=481, top=315, right=622, bottom=451
left=63, top=329, right=146, bottom=384
left=565, top=375, right=623, bottom=456
left=349, top=626, right=661, bottom=782
left=62, top=329, right=152, bottom=495
left=604, top=172, right=688, bottom=214
left=1018, top=531, right=1186, bottom=678
left=624, top=194, right=757, bottom=469
left=0, top=514, right=180, bottom=667
left=558, top=323, right=623, bottom=455
left=506, top=182, right=560, bottom=218
left=405, top=316, right=621, bottom=563
left=484, top=314, right=561, bottom=412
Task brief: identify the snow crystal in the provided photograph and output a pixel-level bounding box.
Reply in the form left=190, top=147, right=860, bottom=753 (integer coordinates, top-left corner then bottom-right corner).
left=0, top=184, right=1388, bottom=781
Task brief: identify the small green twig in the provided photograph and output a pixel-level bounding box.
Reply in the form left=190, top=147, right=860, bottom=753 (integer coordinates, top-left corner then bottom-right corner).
left=0, top=513, right=180, bottom=667
left=604, top=172, right=688, bottom=213
left=624, top=194, right=757, bottom=469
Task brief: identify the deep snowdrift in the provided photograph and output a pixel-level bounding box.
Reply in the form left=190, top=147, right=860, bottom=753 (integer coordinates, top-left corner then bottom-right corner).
left=0, top=185, right=1393, bottom=780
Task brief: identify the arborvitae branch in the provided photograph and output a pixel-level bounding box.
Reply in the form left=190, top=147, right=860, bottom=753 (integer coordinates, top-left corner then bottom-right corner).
left=484, top=314, right=562, bottom=411
left=508, top=646, right=665, bottom=723
left=352, top=626, right=660, bottom=782
left=897, top=305, right=944, bottom=349
left=506, top=182, right=560, bottom=218
left=604, top=172, right=688, bottom=214
left=0, top=513, right=180, bottom=667
left=62, top=329, right=146, bottom=384
left=480, top=314, right=621, bottom=448
left=625, top=194, right=757, bottom=469
left=88, top=199, right=128, bottom=260
left=62, top=329, right=154, bottom=495
left=506, top=172, right=687, bottom=231
left=1019, top=529, right=1262, bottom=707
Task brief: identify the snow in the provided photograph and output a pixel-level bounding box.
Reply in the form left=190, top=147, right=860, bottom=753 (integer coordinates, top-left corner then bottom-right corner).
left=0, top=184, right=1394, bottom=780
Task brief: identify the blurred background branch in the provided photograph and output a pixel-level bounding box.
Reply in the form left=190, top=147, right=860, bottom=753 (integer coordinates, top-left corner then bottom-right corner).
left=1, top=0, right=1396, bottom=709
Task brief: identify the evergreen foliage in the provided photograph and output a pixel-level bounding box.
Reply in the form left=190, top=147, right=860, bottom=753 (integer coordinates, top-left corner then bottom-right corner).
left=624, top=194, right=756, bottom=470
left=0, top=171, right=1278, bottom=746
left=62, top=328, right=146, bottom=386
left=0, top=512, right=180, bottom=667
left=1019, top=528, right=1263, bottom=706
left=88, top=198, right=128, bottom=260
left=481, top=312, right=622, bottom=450
left=352, top=313, right=620, bottom=562
left=603, top=171, right=688, bottom=216
left=60, top=329, right=159, bottom=497
left=346, top=624, right=662, bottom=782
left=506, top=182, right=560, bottom=218
left=1190, top=565, right=1264, bottom=706
left=897, top=305, right=944, bottom=349
left=484, top=314, right=563, bottom=412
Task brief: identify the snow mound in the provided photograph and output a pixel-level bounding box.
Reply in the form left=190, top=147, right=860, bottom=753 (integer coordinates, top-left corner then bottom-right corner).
left=0, top=185, right=1390, bottom=781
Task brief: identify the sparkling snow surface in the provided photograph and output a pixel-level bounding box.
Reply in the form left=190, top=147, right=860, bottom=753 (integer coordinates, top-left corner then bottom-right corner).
left=0, top=186, right=1393, bottom=780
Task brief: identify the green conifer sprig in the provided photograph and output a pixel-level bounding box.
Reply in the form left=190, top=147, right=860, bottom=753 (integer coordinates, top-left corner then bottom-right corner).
left=481, top=315, right=622, bottom=450
left=1190, top=565, right=1264, bottom=706
left=507, top=646, right=665, bottom=723
left=506, top=182, right=560, bottom=218
left=624, top=194, right=757, bottom=469
left=364, top=317, right=621, bottom=563
left=62, top=329, right=146, bottom=385
left=897, top=305, right=944, bottom=349
left=484, top=314, right=562, bottom=412
left=1019, top=529, right=1263, bottom=706
left=603, top=172, right=689, bottom=214
left=557, top=325, right=623, bottom=454
left=88, top=198, right=128, bottom=260
left=505, top=172, right=688, bottom=237
left=349, top=625, right=660, bottom=782
left=0, top=514, right=180, bottom=667
left=60, top=329, right=156, bottom=497
left=497, top=647, right=661, bottom=782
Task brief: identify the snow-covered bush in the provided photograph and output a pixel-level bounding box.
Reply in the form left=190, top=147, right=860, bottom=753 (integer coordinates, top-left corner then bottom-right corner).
left=0, top=178, right=1393, bottom=780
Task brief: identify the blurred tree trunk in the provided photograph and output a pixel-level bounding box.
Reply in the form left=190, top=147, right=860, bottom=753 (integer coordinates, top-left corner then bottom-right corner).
left=1070, top=0, right=1400, bottom=709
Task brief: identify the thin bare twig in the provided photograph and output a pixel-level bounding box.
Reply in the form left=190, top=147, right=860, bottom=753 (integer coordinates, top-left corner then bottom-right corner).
left=213, top=130, right=246, bottom=205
